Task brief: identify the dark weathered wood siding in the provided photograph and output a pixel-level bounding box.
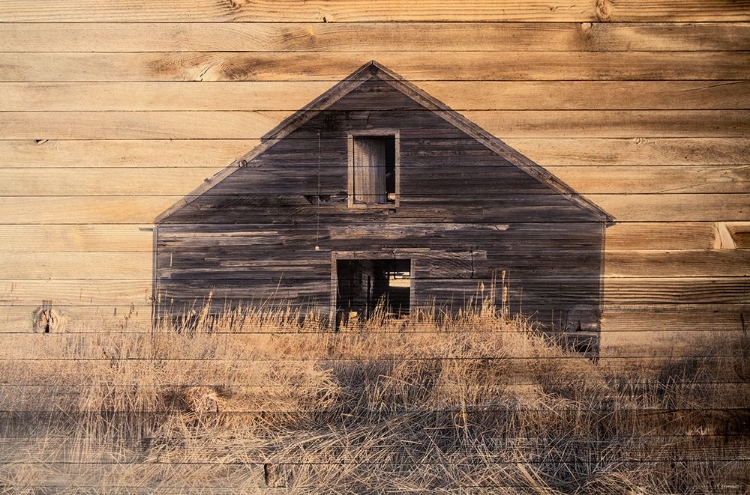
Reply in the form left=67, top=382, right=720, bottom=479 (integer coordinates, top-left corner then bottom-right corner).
left=155, top=76, right=606, bottom=333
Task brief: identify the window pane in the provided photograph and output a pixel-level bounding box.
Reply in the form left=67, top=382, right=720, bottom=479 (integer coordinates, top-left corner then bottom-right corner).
left=353, top=137, right=389, bottom=204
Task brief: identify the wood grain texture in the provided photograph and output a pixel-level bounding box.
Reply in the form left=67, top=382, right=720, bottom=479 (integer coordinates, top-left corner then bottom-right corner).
left=0, top=0, right=748, bottom=22
left=0, top=278, right=747, bottom=310
left=1, top=110, right=747, bottom=139
left=2, top=23, right=747, bottom=53
left=1, top=138, right=746, bottom=168
left=0, top=225, right=154, bottom=252
left=0, top=222, right=725, bottom=253
left=2, top=250, right=748, bottom=280
left=1, top=0, right=749, bottom=491
left=1, top=166, right=748, bottom=196
left=2, top=52, right=748, bottom=82
left=3, top=81, right=748, bottom=111
left=0, top=194, right=747, bottom=224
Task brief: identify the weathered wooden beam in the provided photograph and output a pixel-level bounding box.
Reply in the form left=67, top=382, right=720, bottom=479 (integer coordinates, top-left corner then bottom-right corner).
left=0, top=0, right=748, bottom=22
left=1, top=138, right=746, bottom=169
left=1, top=23, right=748, bottom=53
left=1, top=52, right=747, bottom=82
left=0, top=110, right=747, bottom=139
left=3, top=81, right=748, bottom=111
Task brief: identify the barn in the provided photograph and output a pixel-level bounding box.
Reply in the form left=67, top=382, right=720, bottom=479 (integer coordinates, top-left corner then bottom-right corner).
left=154, top=61, right=614, bottom=341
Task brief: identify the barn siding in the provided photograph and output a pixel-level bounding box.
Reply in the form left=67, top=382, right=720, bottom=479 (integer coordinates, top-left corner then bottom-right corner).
left=154, top=76, right=606, bottom=333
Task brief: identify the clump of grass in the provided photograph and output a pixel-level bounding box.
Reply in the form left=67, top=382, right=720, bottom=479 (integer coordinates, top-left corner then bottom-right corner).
left=0, top=300, right=748, bottom=493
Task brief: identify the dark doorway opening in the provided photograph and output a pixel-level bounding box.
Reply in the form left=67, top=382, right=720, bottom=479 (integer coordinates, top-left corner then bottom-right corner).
left=336, top=259, right=411, bottom=326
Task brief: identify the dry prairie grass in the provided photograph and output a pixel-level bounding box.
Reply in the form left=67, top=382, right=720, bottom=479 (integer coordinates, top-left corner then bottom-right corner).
left=0, top=299, right=748, bottom=493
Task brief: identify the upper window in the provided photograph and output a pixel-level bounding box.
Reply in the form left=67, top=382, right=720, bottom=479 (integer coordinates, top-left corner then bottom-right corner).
left=348, top=131, right=399, bottom=207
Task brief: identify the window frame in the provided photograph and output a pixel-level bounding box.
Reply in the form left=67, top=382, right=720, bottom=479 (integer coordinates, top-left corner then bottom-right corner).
left=347, top=130, right=400, bottom=208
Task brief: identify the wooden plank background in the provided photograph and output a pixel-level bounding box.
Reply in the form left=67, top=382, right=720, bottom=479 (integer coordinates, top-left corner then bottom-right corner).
left=3, top=7, right=748, bottom=342
left=0, top=2, right=748, bottom=491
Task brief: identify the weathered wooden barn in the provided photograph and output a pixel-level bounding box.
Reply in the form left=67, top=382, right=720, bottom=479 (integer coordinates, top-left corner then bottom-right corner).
left=154, top=61, right=614, bottom=337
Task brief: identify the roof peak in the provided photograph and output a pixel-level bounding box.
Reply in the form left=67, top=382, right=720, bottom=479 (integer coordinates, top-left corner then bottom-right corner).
left=156, top=61, right=614, bottom=225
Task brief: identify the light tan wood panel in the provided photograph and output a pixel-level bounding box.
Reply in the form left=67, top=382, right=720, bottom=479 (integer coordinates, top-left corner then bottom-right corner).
left=547, top=165, right=750, bottom=194
left=3, top=81, right=748, bottom=111
left=0, top=279, right=151, bottom=306
left=0, top=305, right=152, bottom=336
left=605, top=222, right=719, bottom=250
left=0, top=0, right=748, bottom=22
left=0, top=197, right=175, bottom=224
left=0, top=222, right=723, bottom=253
left=1, top=23, right=747, bottom=53
left=0, top=226, right=154, bottom=252
left=1, top=138, right=746, bottom=168
left=0, top=195, right=747, bottom=224
left=1, top=166, right=748, bottom=196
left=0, top=140, right=259, bottom=169
left=589, top=194, right=750, bottom=222
left=604, top=250, right=750, bottom=277
left=1, top=110, right=747, bottom=139
left=0, top=111, right=278, bottom=140
left=0, top=168, right=221, bottom=197
left=0, top=252, right=152, bottom=280
left=502, top=138, right=750, bottom=166
left=2, top=52, right=747, bottom=82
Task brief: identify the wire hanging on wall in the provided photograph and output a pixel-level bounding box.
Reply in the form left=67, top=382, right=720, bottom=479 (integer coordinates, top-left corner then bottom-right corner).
left=315, top=131, right=321, bottom=251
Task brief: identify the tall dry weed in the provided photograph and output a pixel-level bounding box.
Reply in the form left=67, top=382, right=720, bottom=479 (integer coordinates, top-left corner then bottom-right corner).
left=0, top=301, right=747, bottom=493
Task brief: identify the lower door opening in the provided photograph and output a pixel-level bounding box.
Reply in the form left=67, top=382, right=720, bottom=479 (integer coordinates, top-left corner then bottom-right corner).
left=336, top=259, right=411, bottom=327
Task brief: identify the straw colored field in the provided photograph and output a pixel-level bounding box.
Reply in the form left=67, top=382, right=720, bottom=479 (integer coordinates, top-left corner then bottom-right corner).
left=1, top=303, right=748, bottom=493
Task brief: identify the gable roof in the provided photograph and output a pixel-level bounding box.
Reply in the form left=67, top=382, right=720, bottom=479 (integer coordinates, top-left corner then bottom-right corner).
left=156, top=61, right=614, bottom=225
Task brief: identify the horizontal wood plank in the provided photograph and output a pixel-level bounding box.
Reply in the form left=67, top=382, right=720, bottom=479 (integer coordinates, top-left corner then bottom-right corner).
left=0, top=194, right=747, bottom=224
left=0, top=139, right=260, bottom=169
left=1, top=138, right=746, bottom=168
left=2, top=166, right=747, bottom=196
left=1, top=110, right=747, bottom=139
left=503, top=138, right=750, bottom=166
left=547, top=165, right=750, bottom=194
left=2, top=52, right=747, bottom=82
left=1, top=23, right=747, bottom=53
left=0, top=280, right=152, bottom=307
left=0, top=252, right=152, bottom=280
left=1, top=249, right=748, bottom=280
left=3, top=81, right=748, bottom=111
left=590, top=193, right=750, bottom=222
left=604, top=250, right=750, bottom=277
left=0, top=225, right=154, bottom=252
left=0, top=222, right=726, bottom=253
left=0, top=277, right=748, bottom=306
left=0, top=0, right=748, bottom=22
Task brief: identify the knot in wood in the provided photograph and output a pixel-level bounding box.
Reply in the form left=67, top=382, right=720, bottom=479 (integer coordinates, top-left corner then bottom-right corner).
left=595, top=0, right=613, bottom=21
left=33, top=305, right=63, bottom=333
